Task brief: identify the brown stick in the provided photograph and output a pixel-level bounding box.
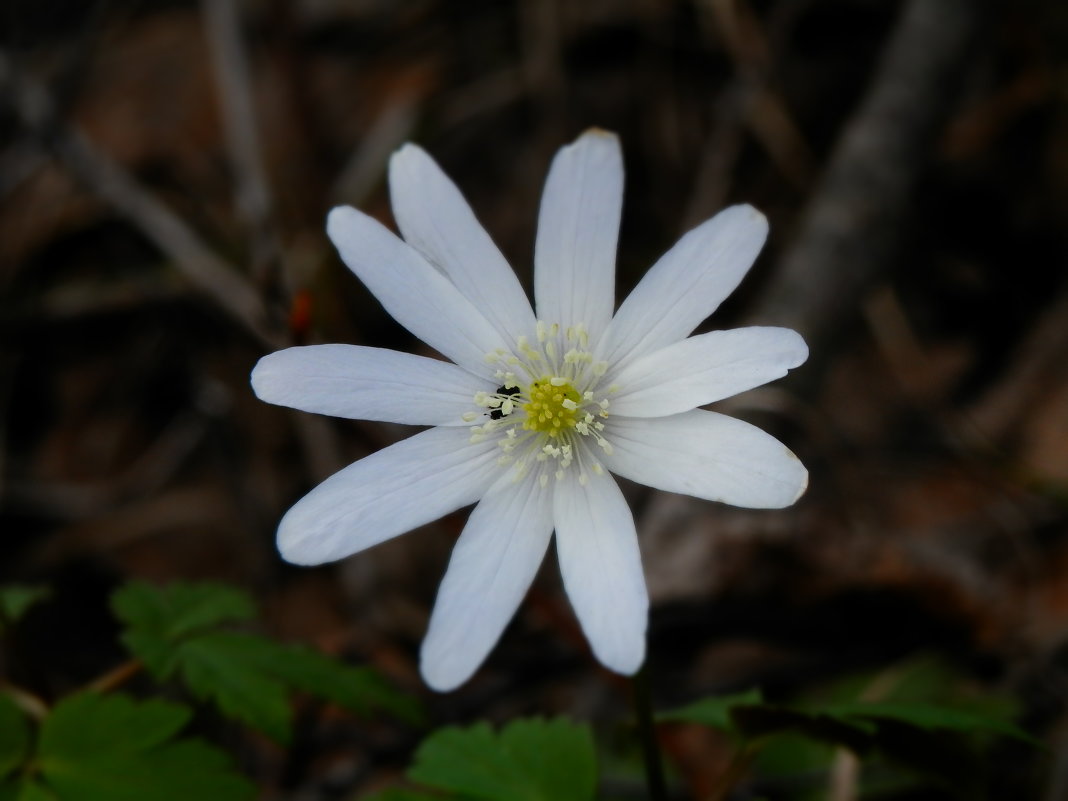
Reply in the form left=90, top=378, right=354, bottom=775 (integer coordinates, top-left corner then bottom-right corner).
left=0, top=52, right=285, bottom=350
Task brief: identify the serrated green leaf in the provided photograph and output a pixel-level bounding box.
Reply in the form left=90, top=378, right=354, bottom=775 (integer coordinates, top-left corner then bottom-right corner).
left=497, top=718, right=597, bottom=801
left=39, top=693, right=189, bottom=756
left=0, top=696, right=30, bottom=779
left=116, top=580, right=417, bottom=742
left=176, top=633, right=293, bottom=742
left=0, top=586, right=50, bottom=630
left=112, top=581, right=255, bottom=644
left=819, top=701, right=1039, bottom=745
left=35, top=692, right=254, bottom=801
left=659, top=688, right=764, bottom=732
left=408, top=717, right=597, bottom=801
left=249, top=642, right=423, bottom=726
left=114, top=581, right=257, bottom=677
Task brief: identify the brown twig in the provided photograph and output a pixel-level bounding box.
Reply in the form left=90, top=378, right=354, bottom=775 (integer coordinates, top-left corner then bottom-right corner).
left=84, top=659, right=143, bottom=694
left=0, top=51, right=285, bottom=350
left=1, top=681, right=49, bottom=721
left=700, top=0, right=814, bottom=192
left=201, top=0, right=289, bottom=294
left=967, top=285, right=1068, bottom=443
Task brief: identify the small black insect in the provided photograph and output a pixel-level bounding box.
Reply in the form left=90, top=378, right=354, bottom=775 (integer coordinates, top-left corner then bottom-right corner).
left=489, top=385, right=521, bottom=419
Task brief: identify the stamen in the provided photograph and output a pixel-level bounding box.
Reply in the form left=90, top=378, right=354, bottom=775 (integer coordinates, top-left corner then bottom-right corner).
left=471, top=321, right=616, bottom=485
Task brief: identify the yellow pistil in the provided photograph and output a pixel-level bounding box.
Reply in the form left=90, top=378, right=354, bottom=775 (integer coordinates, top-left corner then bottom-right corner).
left=522, top=376, right=581, bottom=438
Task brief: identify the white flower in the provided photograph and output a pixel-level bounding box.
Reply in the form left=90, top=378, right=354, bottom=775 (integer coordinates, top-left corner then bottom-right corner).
left=252, top=129, right=808, bottom=691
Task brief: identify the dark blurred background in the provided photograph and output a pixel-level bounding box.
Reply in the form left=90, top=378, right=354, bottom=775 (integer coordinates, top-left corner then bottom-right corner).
left=2, top=0, right=1068, bottom=798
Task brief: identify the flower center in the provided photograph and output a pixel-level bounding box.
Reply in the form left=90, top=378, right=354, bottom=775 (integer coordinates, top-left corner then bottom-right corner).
left=465, top=321, right=616, bottom=486
left=522, top=376, right=581, bottom=437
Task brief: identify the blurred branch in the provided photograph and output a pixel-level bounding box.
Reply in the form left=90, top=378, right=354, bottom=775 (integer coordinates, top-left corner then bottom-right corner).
left=700, top=0, right=814, bottom=192
left=331, top=92, right=419, bottom=206
left=85, top=658, right=143, bottom=694
left=0, top=681, right=48, bottom=722
left=681, top=84, right=746, bottom=230
left=201, top=0, right=289, bottom=293
left=748, top=0, right=991, bottom=361
left=0, top=51, right=285, bottom=350
left=968, top=285, right=1068, bottom=441
left=0, top=139, right=46, bottom=198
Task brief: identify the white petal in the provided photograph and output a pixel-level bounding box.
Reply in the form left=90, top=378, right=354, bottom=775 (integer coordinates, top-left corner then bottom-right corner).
left=252, top=345, right=487, bottom=426
left=553, top=467, right=647, bottom=674
left=534, top=130, right=623, bottom=341
left=327, top=206, right=506, bottom=377
left=389, top=145, right=536, bottom=345
left=599, top=205, right=768, bottom=370
left=608, top=327, right=808, bottom=418
left=278, top=426, right=500, bottom=565
left=420, top=473, right=555, bottom=692
left=603, top=410, right=808, bottom=509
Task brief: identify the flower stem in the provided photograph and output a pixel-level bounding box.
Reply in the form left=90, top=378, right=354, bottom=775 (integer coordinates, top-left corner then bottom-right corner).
left=631, top=664, right=668, bottom=801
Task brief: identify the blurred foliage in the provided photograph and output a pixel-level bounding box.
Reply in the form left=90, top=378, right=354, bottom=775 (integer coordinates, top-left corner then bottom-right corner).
left=664, top=656, right=1043, bottom=799
left=364, top=718, right=598, bottom=801
left=0, top=580, right=419, bottom=800
left=0, top=693, right=255, bottom=801
left=113, top=580, right=421, bottom=742
left=0, top=587, right=50, bottom=631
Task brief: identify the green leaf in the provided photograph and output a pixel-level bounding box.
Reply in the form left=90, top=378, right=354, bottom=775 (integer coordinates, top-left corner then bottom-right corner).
left=659, top=688, right=764, bottom=732
left=0, top=586, right=50, bottom=630
left=257, top=643, right=423, bottom=726
left=0, top=696, right=30, bottom=779
left=112, top=582, right=256, bottom=636
left=115, top=580, right=420, bottom=741
left=729, top=704, right=877, bottom=751
left=0, top=779, right=58, bottom=801
left=408, top=717, right=597, bottom=801
left=174, top=631, right=422, bottom=741
left=112, top=582, right=256, bottom=674
left=35, top=692, right=255, bottom=801
left=175, top=633, right=294, bottom=742
left=819, top=701, right=1039, bottom=745
left=659, top=690, right=876, bottom=751
left=751, top=733, right=837, bottom=801
left=359, top=789, right=444, bottom=801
